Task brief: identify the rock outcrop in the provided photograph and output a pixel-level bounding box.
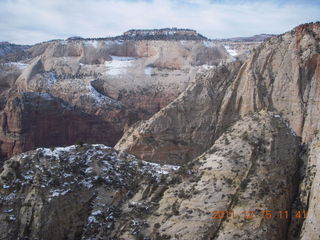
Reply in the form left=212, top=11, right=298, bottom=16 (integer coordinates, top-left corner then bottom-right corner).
left=287, top=134, right=320, bottom=240
left=0, top=23, right=319, bottom=240
left=298, top=135, right=320, bottom=240
left=116, top=23, right=320, bottom=165
left=0, top=144, right=179, bottom=240
left=0, top=92, right=120, bottom=164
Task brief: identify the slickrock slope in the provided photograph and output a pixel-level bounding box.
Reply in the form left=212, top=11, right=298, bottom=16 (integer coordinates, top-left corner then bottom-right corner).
left=0, top=92, right=119, bottom=163
left=116, top=61, right=243, bottom=164
left=133, top=112, right=300, bottom=240
left=116, top=23, right=320, bottom=165
left=0, top=112, right=300, bottom=240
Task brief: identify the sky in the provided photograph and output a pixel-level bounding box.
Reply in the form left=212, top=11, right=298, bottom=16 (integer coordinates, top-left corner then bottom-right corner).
left=0, top=0, right=319, bottom=44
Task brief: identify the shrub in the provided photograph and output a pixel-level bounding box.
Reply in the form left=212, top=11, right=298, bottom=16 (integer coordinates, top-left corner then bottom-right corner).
left=76, top=140, right=84, bottom=147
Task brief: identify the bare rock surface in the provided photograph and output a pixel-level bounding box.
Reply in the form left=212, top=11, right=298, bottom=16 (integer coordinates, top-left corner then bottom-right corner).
left=0, top=92, right=119, bottom=163
left=116, top=23, right=320, bottom=165
left=0, top=112, right=300, bottom=240
left=0, top=29, right=235, bottom=160
left=0, top=144, right=179, bottom=240
left=299, top=135, right=320, bottom=240
left=288, top=134, right=320, bottom=240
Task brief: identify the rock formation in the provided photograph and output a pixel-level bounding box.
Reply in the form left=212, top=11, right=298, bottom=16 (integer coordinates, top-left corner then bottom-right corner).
left=0, top=23, right=319, bottom=239
left=0, top=112, right=301, bottom=239
left=0, top=42, right=31, bottom=62
left=0, top=92, right=120, bottom=164
left=0, top=144, right=179, bottom=240
left=0, top=29, right=234, bottom=160
left=116, top=23, right=320, bottom=165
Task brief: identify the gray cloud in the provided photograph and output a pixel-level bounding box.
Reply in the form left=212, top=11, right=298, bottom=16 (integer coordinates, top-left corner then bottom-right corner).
left=0, top=0, right=319, bottom=44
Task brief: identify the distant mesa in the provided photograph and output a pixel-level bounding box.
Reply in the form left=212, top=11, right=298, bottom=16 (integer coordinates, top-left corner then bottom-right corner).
left=66, top=28, right=208, bottom=42
left=67, top=36, right=84, bottom=41
left=219, top=34, right=276, bottom=42
left=122, top=28, right=207, bottom=40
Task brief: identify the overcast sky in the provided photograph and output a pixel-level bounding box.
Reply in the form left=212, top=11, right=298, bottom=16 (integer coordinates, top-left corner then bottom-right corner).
left=0, top=0, right=319, bottom=44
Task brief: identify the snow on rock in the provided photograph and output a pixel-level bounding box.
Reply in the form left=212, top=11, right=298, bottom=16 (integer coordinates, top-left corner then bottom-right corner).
left=87, top=84, right=122, bottom=108
left=203, top=41, right=216, bottom=48
left=224, top=45, right=238, bottom=57
left=5, top=62, right=29, bottom=70
left=104, top=40, right=124, bottom=46
left=104, top=56, right=136, bottom=76
left=144, top=66, right=153, bottom=76
left=200, top=64, right=215, bottom=71
left=0, top=144, right=179, bottom=203
left=44, top=71, right=58, bottom=85
left=0, top=144, right=181, bottom=238
left=84, top=40, right=99, bottom=48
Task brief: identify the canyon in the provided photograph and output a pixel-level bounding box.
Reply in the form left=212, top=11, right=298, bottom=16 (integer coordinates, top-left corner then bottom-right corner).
left=0, top=28, right=240, bottom=161
left=0, top=23, right=319, bottom=239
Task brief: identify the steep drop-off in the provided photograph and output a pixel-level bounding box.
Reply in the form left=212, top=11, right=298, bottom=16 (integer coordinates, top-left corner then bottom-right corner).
left=0, top=112, right=300, bottom=240
left=0, top=29, right=234, bottom=160
left=0, top=92, right=120, bottom=163
left=116, top=23, right=320, bottom=165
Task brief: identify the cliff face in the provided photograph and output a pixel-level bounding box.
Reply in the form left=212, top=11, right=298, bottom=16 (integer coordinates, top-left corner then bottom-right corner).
left=0, top=32, right=232, bottom=160
left=0, top=112, right=300, bottom=240
left=116, top=23, right=320, bottom=165
left=299, top=136, right=320, bottom=240
left=122, top=28, right=207, bottom=40
left=0, top=92, right=120, bottom=163
left=0, top=23, right=319, bottom=240
left=0, top=42, right=31, bottom=62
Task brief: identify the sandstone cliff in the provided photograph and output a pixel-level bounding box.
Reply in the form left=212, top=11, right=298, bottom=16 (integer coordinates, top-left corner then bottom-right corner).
left=116, top=23, right=320, bottom=165
left=298, top=135, right=320, bottom=240
left=0, top=92, right=120, bottom=164
left=0, top=112, right=301, bottom=240
left=0, top=31, right=233, bottom=160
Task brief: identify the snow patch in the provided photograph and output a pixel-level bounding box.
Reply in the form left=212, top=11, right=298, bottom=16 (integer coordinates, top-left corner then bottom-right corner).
left=87, top=84, right=122, bottom=108
left=88, top=215, right=97, bottom=223
left=141, top=161, right=180, bottom=176
left=224, top=45, right=238, bottom=57
left=104, top=56, right=136, bottom=76
left=50, top=189, right=70, bottom=198
left=3, top=209, right=13, bottom=213
left=44, top=72, right=57, bottom=85
left=201, top=64, right=215, bottom=70
left=92, top=210, right=102, bottom=216
left=84, top=40, right=98, bottom=48
left=5, top=62, right=29, bottom=70
left=105, top=40, right=123, bottom=46
left=204, top=41, right=215, bottom=48
left=144, top=66, right=153, bottom=76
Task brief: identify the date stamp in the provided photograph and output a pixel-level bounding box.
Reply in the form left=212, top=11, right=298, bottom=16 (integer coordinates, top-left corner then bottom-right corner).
left=211, top=210, right=307, bottom=220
